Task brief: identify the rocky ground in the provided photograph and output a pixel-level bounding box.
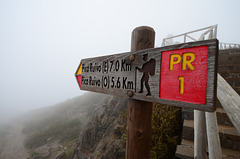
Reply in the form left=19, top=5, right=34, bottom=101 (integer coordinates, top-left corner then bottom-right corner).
left=0, top=122, right=29, bottom=159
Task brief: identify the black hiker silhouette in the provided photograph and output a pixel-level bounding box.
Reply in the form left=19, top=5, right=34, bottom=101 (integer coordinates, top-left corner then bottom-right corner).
left=136, top=54, right=156, bottom=96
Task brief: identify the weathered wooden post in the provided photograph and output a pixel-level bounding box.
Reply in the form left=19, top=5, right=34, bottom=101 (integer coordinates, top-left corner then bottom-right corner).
left=206, top=111, right=222, bottom=159
left=194, top=110, right=207, bottom=159
left=126, top=26, right=155, bottom=159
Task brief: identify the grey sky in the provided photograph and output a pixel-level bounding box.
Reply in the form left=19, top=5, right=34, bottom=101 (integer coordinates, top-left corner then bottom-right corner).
left=0, top=0, right=240, bottom=123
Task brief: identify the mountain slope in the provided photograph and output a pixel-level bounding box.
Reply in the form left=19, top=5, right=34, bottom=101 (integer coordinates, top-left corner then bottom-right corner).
left=71, top=95, right=127, bottom=159
left=0, top=92, right=111, bottom=159
left=0, top=92, right=182, bottom=159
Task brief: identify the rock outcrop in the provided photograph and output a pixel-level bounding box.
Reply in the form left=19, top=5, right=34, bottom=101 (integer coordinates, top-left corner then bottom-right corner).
left=71, top=96, right=127, bottom=159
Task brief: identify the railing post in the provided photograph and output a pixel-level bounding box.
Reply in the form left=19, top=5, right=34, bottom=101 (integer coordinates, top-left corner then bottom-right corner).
left=208, top=30, right=213, bottom=39
left=194, top=110, right=207, bottom=159
left=213, top=25, right=217, bottom=39
left=161, top=39, right=165, bottom=47
left=206, top=111, right=222, bottom=159
left=199, top=34, right=204, bottom=41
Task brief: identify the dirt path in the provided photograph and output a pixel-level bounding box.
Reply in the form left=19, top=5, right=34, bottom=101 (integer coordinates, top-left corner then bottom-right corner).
left=0, top=123, right=29, bottom=159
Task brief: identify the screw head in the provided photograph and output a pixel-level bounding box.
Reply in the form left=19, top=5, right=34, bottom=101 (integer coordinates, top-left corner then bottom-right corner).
left=127, top=90, right=134, bottom=97
left=129, top=54, right=135, bottom=61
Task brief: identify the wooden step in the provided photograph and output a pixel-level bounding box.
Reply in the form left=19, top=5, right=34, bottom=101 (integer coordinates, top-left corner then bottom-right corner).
left=182, top=120, right=194, bottom=141
left=182, top=120, right=240, bottom=151
left=175, top=139, right=240, bottom=159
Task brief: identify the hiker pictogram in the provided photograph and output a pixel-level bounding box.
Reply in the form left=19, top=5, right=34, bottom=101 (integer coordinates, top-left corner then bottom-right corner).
left=136, top=54, right=156, bottom=96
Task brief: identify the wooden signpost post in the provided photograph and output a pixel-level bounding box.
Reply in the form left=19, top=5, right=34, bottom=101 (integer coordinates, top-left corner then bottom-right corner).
left=126, top=27, right=155, bottom=159
left=75, top=26, right=219, bottom=158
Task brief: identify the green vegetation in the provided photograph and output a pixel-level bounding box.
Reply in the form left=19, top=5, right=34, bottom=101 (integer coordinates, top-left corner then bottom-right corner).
left=119, top=103, right=182, bottom=159
left=118, top=109, right=128, bottom=144
left=64, top=146, right=75, bottom=159
left=150, top=103, right=182, bottom=159
left=27, top=151, right=38, bottom=159
left=25, top=119, right=82, bottom=149
left=22, top=115, right=61, bottom=135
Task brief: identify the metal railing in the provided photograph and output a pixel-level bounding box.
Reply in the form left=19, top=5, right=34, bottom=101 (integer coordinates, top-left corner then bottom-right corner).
left=219, top=42, right=240, bottom=50
left=161, top=24, right=240, bottom=51
left=161, top=24, right=218, bottom=46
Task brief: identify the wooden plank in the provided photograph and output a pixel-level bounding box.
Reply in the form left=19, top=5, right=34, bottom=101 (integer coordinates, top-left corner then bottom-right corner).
left=217, top=73, right=240, bottom=134
left=75, top=39, right=219, bottom=112
left=206, top=111, right=222, bottom=159
left=194, top=110, right=207, bottom=159
left=126, top=26, right=154, bottom=159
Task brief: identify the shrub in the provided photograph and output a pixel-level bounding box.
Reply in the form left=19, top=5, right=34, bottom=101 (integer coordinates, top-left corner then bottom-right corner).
left=150, top=103, right=182, bottom=159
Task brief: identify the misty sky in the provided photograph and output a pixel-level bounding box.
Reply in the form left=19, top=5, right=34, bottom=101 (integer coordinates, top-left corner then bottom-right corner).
left=0, top=0, right=240, bottom=123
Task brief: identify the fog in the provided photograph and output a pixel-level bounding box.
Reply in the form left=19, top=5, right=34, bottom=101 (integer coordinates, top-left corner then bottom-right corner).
left=0, top=0, right=240, bottom=124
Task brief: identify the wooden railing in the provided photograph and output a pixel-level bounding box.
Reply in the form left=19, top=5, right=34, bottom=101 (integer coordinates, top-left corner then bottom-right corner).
left=217, top=74, right=240, bottom=134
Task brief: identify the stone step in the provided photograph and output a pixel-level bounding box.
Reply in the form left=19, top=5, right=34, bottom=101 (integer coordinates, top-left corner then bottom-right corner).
left=175, top=139, right=240, bottom=159
left=182, top=108, right=233, bottom=126
left=182, top=120, right=240, bottom=151
left=175, top=139, right=194, bottom=159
